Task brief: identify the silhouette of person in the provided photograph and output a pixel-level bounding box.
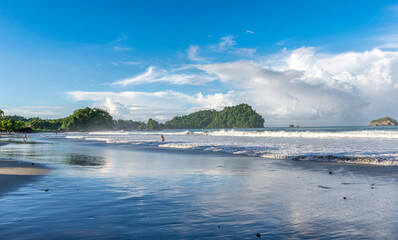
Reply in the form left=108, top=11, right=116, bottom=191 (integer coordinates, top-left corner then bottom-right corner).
left=161, top=135, right=165, bottom=142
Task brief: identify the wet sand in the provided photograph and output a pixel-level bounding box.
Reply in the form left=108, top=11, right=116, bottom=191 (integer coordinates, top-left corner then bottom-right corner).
left=0, top=135, right=397, bottom=239
left=0, top=158, right=49, bottom=196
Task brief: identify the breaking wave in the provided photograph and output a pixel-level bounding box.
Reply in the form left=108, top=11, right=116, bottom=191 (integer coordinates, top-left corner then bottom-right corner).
left=52, top=127, right=398, bottom=166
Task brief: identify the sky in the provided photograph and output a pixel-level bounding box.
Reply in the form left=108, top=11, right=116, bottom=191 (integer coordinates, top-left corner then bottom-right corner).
left=1, top=0, right=398, bottom=126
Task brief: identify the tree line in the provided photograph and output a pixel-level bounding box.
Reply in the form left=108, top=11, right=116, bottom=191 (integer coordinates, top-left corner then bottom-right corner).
left=0, top=104, right=265, bottom=132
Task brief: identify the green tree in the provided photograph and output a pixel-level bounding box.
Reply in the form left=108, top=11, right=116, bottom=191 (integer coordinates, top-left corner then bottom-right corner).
left=61, top=107, right=114, bottom=131
left=0, top=110, right=4, bottom=119
left=114, top=119, right=145, bottom=131
left=146, top=119, right=160, bottom=130
left=163, top=104, right=264, bottom=129
left=27, top=117, right=63, bottom=131
left=164, top=110, right=217, bottom=129
left=1, top=119, right=25, bottom=131
left=207, top=104, right=264, bottom=129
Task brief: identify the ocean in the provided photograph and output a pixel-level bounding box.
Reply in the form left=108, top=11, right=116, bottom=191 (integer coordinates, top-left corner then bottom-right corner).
left=0, top=127, right=397, bottom=239
left=60, top=126, right=398, bottom=165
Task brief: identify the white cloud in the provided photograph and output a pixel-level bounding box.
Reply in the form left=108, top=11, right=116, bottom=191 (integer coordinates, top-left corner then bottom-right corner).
left=218, top=35, right=236, bottom=51
left=113, top=46, right=133, bottom=51
left=1, top=106, right=71, bottom=118
left=68, top=90, right=235, bottom=121
left=204, top=35, right=256, bottom=58
left=72, top=44, right=398, bottom=125
left=187, top=45, right=206, bottom=61
left=113, top=66, right=154, bottom=86
left=196, top=47, right=398, bottom=125
left=112, top=66, right=217, bottom=86
left=231, top=48, right=256, bottom=57
left=245, top=30, right=255, bottom=34
left=120, top=61, right=144, bottom=65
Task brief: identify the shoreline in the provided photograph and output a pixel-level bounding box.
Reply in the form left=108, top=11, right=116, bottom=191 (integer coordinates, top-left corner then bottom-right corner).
left=0, top=158, right=49, bottom=196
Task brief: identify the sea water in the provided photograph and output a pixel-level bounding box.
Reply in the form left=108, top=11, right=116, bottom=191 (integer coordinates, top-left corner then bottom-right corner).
left=56, top=126, right=398, bottom=165
left=0, top=128, right=397, bottom=239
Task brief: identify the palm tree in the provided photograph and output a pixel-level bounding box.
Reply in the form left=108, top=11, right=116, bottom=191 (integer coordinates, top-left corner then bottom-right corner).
left=0, top=110, right=3, bottom=118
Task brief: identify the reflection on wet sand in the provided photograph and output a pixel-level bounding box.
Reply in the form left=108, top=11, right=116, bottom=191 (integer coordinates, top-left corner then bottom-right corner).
left=66, top=154, right=105, bottom=167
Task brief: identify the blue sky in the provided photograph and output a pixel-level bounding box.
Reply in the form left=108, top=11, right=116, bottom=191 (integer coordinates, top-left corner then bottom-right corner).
left=1, top=1, right=398, bottom=125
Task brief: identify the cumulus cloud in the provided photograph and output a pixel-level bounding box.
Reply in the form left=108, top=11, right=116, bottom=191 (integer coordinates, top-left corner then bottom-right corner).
left=112, top=66, right=216, bottom=86
left=70, top=45, right=398, bottom=125
left=68, top=90, right=235, bottom=121
left=196, top=47, right=398, bottom=125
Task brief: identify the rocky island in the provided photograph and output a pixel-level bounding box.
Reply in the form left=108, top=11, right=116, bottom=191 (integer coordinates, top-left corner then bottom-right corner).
left=369, top=117, right=398, bottom=126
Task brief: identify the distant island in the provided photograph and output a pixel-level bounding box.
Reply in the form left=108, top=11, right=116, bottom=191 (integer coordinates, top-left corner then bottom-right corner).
left=0, top=103, right=265, bottom=132
left=369, top=117, right=398, bottom=126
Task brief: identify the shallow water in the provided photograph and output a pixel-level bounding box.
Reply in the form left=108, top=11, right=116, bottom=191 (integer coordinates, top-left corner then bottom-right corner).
left=49, top=126, right=398, bottom=165
left=0, top=135, right=397, bottom=239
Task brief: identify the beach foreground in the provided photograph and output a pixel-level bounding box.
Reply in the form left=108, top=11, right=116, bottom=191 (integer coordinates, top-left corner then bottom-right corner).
left=0, top=135, right=397, bottom=239
left=0, top=155, right=49, bottom=196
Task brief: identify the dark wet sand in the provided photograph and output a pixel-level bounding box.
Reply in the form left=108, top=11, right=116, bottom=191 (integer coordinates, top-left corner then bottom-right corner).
left=0, top=158, right=49, bottom=196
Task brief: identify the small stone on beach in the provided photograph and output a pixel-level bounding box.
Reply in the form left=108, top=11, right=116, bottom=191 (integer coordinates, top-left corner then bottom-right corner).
left=256, top=233, right=261, bottom=238
left=329, top=171, right=332, bottom=174
left=343, top=197, right=346, bottom=199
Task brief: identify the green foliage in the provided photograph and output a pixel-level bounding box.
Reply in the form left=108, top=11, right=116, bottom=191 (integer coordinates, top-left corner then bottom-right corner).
left=27, top=117, right=63, bottom=131
left=2, top=115, right=28, bottom=122
left=0, top=104, right=265, bottom=132
left=0, top=119, right=25, bottom=131
left=207, top=104, right=265, bottom=129
left=164, top=110, right=217, bottom=129
left=164, top=104, right=264, bottom=129
left=61, top=107, right=114, bottom=131
left=138, top=124, right=145, bottom=131
left=114, top=119, right=145, bottom=131
left=146, top=118, right=160, bottom=131
left=369, top=116, right=398, bottom=126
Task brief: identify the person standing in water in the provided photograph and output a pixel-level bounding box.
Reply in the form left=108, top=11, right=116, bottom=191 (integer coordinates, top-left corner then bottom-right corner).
left=161, top=135, right=165, bottom=142
left=23, top=132, right=27, bottom=143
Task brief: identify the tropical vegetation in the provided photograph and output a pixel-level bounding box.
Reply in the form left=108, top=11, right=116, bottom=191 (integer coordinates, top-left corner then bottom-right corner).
left=0, top=103, right=265, bottom=132
left=164, top=104, right=264, bottom=129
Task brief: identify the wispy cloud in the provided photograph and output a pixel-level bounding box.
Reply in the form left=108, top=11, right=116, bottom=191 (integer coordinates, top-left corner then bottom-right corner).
left=1, top=106, right=72, bottom=118
left=113, top=66, right=154, bottom=86
left=112, top=66, right=217, bottom=86
left=190, top=35, right=256, bottom=59
left=187, top=45, right=206, bottom=61
left=245, top=30, right=255, bottom=34
left=113, top=46, right=133, bottom=51
left=120, top=61, right=144, bottom=65
left=215, top=35, right=236, bottom=51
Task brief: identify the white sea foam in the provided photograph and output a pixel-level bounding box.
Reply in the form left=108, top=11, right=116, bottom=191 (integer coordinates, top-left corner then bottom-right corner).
left=55, top=127, right=398, bottom=166
left=85, top=129, right=398, bottom=139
